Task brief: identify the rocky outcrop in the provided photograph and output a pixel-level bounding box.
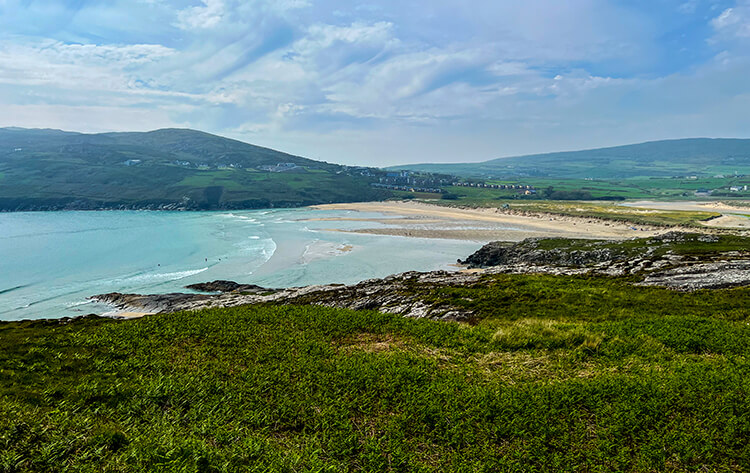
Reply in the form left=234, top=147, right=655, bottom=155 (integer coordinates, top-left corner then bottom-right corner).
left=92, top=232, right=750, bottom=321
left=92, top=271, right=484, bottom=321
left=185, top=280, right=273, bottom=293
left=459, top=232, right=725, bottom=270
left=460, top=232, right=715, bottom=269
left=639, top=260, right=750, bottom=290
left=94, top=292, right=214, bottom=314
left=459, top=240, right=618, bottom=268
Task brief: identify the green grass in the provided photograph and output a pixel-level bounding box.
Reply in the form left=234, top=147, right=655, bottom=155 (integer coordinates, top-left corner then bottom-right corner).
left=388, top=138, right=750, bottom=180
left=0, top=128, right=390, bottom=210
left=491, top=234, right=750, bottom=263
left=439, top=177, right=750, bottom=203
left=2, top=273, right=750, bottom=471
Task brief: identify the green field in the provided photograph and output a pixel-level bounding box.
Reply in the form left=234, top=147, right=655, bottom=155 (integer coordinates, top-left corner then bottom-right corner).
left=0, top=128, right=388, bottom=210
left=389, top=138, right=750, bottom=180
left=434, top=177, right=750, bottom=202
left=2, top=271, right=750, bottom=471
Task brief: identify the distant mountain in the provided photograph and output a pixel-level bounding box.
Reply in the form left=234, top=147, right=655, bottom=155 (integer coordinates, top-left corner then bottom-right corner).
left=389, top=138, right=750, bottom=179
left=0, top=128, right=387, bottom=210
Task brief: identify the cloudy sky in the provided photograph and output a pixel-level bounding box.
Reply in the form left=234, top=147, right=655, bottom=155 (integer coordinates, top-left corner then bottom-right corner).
left=1, top=0, right=749, bottom=165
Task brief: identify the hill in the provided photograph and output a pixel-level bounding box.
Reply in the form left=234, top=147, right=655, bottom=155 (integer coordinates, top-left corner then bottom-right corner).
left=389, top=138, right=750, bottom=179
left=3, top=234, right=750, bottom=470
left=0, top=128, right=387, bottom=210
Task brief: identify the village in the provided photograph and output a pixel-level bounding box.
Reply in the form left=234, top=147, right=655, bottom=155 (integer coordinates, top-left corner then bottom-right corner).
left=371, top=170, right=537, bottom=195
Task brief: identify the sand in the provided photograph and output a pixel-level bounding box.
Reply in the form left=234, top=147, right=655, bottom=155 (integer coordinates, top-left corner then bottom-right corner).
left=701, top=215, right=750, bottom=229
left=312, top=201, right=659, bottom=241
left=620, top=200, right=750, bottom=229
left=623, top=200, right=750, bottom=214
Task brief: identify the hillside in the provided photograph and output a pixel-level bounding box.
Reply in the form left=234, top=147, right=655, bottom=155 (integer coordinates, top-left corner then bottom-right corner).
left=390, top=138, right=750, bottom=179
left=3, top=234, right=750, bottom=470
left=0, top=128, right=387, bottom=210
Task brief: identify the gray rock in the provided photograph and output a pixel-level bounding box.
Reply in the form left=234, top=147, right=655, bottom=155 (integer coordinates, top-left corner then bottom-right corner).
left=91, top=232, right=750, bottom=322
left=639, top=260, right=750, bottom=290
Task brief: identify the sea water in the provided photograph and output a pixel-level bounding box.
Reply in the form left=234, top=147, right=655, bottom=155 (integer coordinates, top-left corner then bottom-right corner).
left=0, top=209, right=482, bottom=321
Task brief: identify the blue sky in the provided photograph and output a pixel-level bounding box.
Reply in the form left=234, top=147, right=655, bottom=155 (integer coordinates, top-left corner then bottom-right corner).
left=1, top=0, right=749, bottom=165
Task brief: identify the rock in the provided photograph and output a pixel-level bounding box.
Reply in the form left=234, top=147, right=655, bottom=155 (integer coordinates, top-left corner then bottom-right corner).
left=91, top=271, right=481, bottom=322
left=92, top=292, right=212, bottom=313
left=639, top=260, right=750, bottom=290
left=459, top=239, right=621, bottom=268
left=185, top=280, right=273, bottom=293
left=90, top=232, right=750, bottom=322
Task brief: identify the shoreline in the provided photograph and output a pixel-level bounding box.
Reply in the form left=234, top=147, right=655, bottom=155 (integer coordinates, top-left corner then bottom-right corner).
left=311, top=201, right=663, bottom=241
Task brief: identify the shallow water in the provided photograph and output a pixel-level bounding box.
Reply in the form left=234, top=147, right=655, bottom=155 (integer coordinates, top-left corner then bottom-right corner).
left=0, top=209, right=482, bottom=320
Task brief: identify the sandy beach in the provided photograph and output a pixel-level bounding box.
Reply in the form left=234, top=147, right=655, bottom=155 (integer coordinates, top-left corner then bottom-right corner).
left=621, top=200, right=750, bottom=229
left=311, top=201, right=660, bottom=241
left=622, top=200, right=750, bottom=214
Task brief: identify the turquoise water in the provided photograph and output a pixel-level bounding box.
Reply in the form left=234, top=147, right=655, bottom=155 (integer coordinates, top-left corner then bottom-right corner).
left=0, top=209, right=482, bottom=321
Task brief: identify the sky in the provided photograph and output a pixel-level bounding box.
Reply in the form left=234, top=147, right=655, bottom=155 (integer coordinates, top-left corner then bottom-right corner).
left=0, top=0, right=749, bottom=166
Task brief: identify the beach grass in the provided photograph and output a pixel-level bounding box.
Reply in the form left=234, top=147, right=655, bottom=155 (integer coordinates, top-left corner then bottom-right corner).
left=2, top=274, right=750, bottom=471
left=433, top=199, right=721, bottom=227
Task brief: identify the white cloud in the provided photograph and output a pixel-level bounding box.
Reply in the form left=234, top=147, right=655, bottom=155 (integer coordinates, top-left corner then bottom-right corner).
left=174, top=0, right=310, bottom=31
left=1, top=0, right=750, bottom=165
left=0, top=39, right=240, bottom=112
left=0, top=103, right=179, bottom=133
left=0, top=41, right=174, bottom=86
left=712, top=2, right=750, bottom=38
left=679, top=0, right=700, bottom=14
left=176, top=0, right=225, bottom=30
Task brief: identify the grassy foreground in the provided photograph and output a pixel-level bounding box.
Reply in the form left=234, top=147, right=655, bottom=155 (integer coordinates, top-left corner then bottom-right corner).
left=2, top=275, right=750, bottom=472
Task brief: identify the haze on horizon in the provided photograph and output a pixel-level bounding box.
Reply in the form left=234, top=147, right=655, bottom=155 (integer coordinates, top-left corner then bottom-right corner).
left=1, top=0, right=749, bottom=166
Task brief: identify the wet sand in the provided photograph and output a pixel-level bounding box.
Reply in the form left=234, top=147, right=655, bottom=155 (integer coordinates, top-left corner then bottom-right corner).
left=312, top=201, right=659, bottom=242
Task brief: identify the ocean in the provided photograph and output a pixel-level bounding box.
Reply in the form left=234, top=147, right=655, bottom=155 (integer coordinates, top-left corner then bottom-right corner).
left=0, top=208, right=482, bottom=321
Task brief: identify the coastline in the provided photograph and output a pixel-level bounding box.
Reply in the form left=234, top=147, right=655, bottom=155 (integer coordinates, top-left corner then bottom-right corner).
left=311, top=201, right=663, bottom=241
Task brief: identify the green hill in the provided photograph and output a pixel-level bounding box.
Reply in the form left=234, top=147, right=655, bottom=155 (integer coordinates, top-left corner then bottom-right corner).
left=3, top=269, right=750, bottom=470
left=390, top=138, right=750, bottom=179
left=0, top=128, right=387, bottom=210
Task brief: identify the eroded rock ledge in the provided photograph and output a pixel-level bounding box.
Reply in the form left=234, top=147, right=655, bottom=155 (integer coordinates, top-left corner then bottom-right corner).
left=93, top=271, right=484, bottom=321
left=92, top=232, right=750, bottom=321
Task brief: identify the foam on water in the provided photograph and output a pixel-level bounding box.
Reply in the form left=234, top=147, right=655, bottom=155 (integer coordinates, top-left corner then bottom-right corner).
left=0, top=209, right=482, bottom=321
left=106, top=267, right=210, bottom=285
left=300, top=240, right=351, bottom=265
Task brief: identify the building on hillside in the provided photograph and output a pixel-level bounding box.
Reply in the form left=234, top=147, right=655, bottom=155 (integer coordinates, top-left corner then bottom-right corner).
left=260, top=163, right=304, bottom=172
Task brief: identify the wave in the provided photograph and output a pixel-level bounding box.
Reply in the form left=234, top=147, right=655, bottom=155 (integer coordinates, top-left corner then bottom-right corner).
left=0, top=284, right=31, bottom=295
left=105, top=267, right=209, bottom=286
left=262, top=238, right=277, bottom=261
left=219, top=213, right=259, bottom=223
left=67, top=300, right=94, bottom=308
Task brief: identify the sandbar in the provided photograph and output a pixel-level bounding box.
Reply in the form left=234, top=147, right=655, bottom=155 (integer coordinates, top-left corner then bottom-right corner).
left=312, top=201, right=661, bottom=241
